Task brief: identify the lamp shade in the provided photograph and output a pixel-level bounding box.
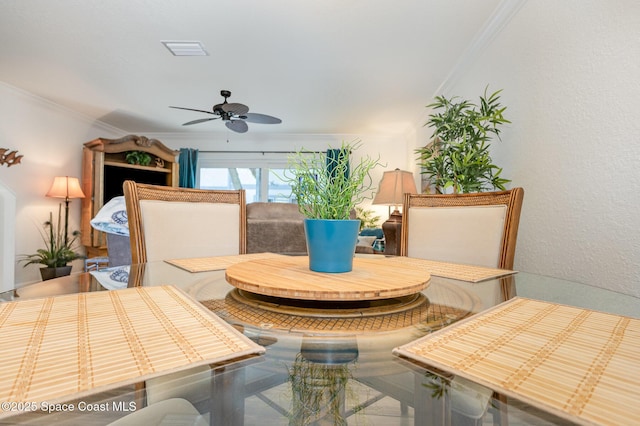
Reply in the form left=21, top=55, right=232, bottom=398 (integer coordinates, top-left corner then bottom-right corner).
left=372, top=169, right=417, bottom=207
left=46, top=176, right=85, bottom=199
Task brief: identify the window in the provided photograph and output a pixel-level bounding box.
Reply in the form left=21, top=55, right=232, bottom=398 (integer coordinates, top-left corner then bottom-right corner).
left=197, top=152, right=298, bottom=203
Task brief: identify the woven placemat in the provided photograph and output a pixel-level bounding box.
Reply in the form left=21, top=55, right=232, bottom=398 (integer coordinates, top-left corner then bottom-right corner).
left=387, top=256, right=516, bottom=282
left=393, top=297, right=640, bottom=426
left=166, top=252, right=286, bottom=272
left=0, top=285, right=264, bottom=416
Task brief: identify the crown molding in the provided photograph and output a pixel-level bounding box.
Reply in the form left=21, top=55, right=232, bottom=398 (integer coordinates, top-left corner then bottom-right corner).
left=434, top=0, right=528, bottom=97
left=0, top=81, right=124, bottom=135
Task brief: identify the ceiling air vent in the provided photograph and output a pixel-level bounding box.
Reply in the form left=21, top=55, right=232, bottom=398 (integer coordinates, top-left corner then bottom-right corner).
left=161, top=41, right=208, bottom=56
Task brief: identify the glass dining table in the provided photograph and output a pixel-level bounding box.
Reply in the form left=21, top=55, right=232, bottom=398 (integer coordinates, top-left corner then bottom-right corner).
left=1, top=255, right=638, bottom=426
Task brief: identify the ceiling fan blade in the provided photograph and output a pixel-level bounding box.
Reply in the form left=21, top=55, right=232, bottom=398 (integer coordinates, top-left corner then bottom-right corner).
left=242, top=112, right=282, bottom=124
left=170, top=106, right=216, bottom=115
left=182, top=117, right=219, bottom=126
left=222, top=102, right=249, bottom=115
left=226, top=120, right=249, bottom=133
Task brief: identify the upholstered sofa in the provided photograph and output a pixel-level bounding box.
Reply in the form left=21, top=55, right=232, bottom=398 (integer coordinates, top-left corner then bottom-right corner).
left=245, top=202, right=307, bottom=255
left=246, top=203, right=381, bottom=255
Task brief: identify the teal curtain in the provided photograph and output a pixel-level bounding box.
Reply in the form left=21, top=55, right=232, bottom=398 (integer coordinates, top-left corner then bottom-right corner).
left=178, top=148, right=198, bottom=188
left=326, top=148, right=349, bottom=180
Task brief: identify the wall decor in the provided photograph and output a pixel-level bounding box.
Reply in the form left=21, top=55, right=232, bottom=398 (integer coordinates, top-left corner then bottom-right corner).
left=0, top=148, right=22, bottom=167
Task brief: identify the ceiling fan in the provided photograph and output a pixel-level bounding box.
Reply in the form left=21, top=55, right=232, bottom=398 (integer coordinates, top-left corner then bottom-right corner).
left=170, top=90, right=282, bottom=133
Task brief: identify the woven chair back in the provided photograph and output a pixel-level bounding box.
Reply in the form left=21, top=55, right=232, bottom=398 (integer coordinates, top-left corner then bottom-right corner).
left=400, top=188, right=524, bottom=269
left=123, top=180, right=246, bottom=264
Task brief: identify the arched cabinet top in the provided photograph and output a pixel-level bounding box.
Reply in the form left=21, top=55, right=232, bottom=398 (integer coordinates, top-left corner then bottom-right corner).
left=81, top=134, right=179, bottom=256
left=84, top=134, right=179, bottom=163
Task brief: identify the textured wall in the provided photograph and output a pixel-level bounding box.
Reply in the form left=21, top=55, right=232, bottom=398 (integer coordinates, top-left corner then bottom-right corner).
left=449, top=0, right=640, bottom=296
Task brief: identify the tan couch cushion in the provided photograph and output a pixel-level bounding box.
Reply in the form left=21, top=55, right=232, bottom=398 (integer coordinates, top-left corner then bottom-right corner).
left=246, top=202, right=307, bottom=255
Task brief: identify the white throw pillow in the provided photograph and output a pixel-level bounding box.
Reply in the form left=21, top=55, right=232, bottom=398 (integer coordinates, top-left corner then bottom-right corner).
left=356, top=236, right=377, bottom=247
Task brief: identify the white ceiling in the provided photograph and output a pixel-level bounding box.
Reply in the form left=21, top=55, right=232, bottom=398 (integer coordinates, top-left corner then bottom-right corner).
left=1, top=0, right=504, bottom=136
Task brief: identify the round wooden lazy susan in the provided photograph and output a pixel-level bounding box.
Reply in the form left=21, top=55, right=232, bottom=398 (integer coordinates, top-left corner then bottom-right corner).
left=225, top=256, right=431, bottom=301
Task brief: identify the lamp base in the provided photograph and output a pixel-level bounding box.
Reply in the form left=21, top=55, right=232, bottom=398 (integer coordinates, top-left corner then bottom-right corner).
left=381, top=209, right=402, bottom=256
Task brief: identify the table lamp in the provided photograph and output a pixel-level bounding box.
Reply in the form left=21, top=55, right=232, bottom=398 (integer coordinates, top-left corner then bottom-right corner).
left=372, top=169, right=417, bottom=255
left=46, top=176, right=85, bottom=246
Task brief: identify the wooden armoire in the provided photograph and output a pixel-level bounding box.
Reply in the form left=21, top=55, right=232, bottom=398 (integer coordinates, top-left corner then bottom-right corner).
left=81, top=135, right=179, bottom=257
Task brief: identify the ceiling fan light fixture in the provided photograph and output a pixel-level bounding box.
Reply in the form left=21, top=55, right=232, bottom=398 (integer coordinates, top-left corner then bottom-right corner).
left=161, top=41, right=208, bottom=56
left=170, top=90, right=281, bottom=132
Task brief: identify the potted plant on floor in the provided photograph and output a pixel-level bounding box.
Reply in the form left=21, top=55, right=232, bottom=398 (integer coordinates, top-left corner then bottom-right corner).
left=416, top=87, right=511, bottom=194
left=283, top=140, right=383, bottom=272
left=19, top=205, right=83, bottom=280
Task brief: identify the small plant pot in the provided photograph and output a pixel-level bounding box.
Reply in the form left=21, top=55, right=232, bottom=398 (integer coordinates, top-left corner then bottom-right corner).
left=304, top=219, right=360, bottom=273
left=39, top=265, right=72, bottom=281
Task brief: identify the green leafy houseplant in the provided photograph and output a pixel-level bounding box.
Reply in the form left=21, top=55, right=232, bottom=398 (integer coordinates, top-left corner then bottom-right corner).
left=282, top=140, right=383, bottom=272
left=283, top=140, right=383, bottom=219
left=125, top=150, right=152, bottom=166
left=20, top=205, right=82, bottom=268
left=416, top=87, right=511, bottom=194
left=354, top=207, right=381, bottom=231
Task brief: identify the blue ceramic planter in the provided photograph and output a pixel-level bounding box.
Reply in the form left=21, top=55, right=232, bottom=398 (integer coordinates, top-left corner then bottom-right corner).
left=304, top=218, right=360, bottom=273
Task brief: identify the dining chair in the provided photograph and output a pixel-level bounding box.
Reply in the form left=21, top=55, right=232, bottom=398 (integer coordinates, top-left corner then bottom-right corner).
left=400, top=187, right=524, bottom=270
left=123, top=180, right=247, bottom=264
left=122, top=180, right=246, bottom=411
left=400, top=187, right=524, bottom=425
